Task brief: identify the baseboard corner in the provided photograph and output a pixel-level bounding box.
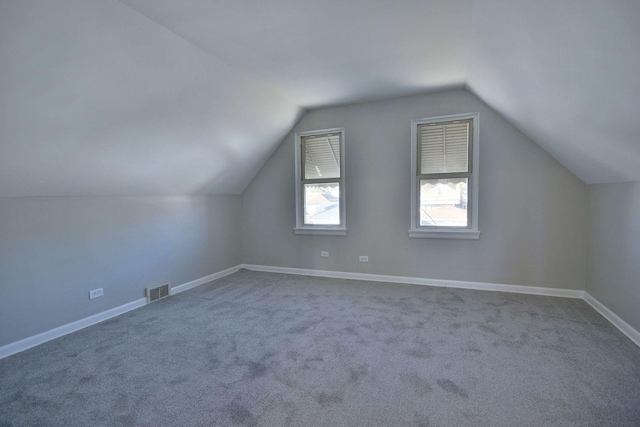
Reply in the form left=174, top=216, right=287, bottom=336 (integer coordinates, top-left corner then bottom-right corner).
left=171, top=264, right=243, bottom=295
left=583, top=292, right=640, bottom=348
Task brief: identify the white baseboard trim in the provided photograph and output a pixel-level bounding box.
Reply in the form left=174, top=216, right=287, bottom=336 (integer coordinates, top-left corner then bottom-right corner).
left=171, top=265, right=242, bottom=295
left=0, top=298, right=146, bottom=360
left=0, top=264, right=242, bottom=360
left=241, top=264, right=584, bottom=299
left=242, top=264, right=640, bottom=348
left=584, top=292, right=640, bottom=348
left=4, top=265, right=638, bottom=359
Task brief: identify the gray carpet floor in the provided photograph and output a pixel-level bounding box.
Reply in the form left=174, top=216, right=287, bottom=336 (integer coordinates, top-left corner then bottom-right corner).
left=1, top=270, right=640, bottom=426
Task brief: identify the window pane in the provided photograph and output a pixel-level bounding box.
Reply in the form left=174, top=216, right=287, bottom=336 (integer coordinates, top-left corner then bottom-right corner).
left=419, top=178, right=468, bottom=227
left=419, top=120, right=470, bottom=174
left=303, top=133, right=341, bottom=179
left=304, top=183, right=340, bottom=225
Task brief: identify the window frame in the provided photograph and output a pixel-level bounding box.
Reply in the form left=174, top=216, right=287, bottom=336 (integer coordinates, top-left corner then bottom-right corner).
left=294, top=128, right=347, bottom=235
left=409, top=113, right=480, bottom=239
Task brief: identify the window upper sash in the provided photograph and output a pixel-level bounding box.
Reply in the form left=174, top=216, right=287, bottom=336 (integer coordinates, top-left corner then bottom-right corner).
left=418, top=119, right=473, bottom=176
left=301, top=133, right=342, bottom=180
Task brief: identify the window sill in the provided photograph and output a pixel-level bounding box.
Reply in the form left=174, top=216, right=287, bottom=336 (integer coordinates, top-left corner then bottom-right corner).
left=408, top=229, right=480, bottom=240
left=294, top=227, right=347, bottom=236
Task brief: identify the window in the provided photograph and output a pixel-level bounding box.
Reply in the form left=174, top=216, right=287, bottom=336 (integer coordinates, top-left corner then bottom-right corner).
left=409, top=113, right=480, bottom=239
left=294, top=128, right=346, bottom=235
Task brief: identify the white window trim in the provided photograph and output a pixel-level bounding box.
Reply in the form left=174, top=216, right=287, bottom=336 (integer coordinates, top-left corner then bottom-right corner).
left=294, top=128, right=347, bottom=235
left=409, top=113, right=480, bottom=239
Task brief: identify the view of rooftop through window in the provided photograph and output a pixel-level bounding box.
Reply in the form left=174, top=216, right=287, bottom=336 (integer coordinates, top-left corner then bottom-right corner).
left=420, top=178, right=468, bottom=227
left=304, top=183, right=340, bottom=225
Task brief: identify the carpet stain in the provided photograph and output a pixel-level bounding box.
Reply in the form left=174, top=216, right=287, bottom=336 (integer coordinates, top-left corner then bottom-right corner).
left=78, top=375, right=95, bottom=385
left=414, top=413, right=432, bottom=427
left=349, top=363, right=369, bottom=383
left=487, top=298, right=519, bottom=307
left=114, top=393, right=129, bottom=411
left=286, top=350, right=302, bottom=361
left=401, top=372, right=433, bottom=396
left=108, top=359, right=124, bottom=370
left=463, top=410, right=481, bottom=421
left=207, top=356, right=221, bottom=370
left=274, top=373, right=298, bottom=389
left=486, top=311, right=502, bottom=323
left=303, top=355, right=324, bottom=370
left=477, top=324, right=500, bottom=335
left=501, top=332, right=529, bottom=350
left=117, top=413, right=136, bottom=426
left=169, top=376, right=188, bottom=385
left=343, top=326, right=359, bottom=336
left=383, top=336, right=400, bottom=345
left=224, top=400, right=257, bottom=426
left=437, top=291, right=465, bottom=304
left=462, top=344, right=482, bottom=354
left=307, top=355, right=324, bottom=362
left=541, top=343, right=568, bottom=353
left=246, top=361, right=268, bottom=379
left=8, top=391, right=24, bottom=403
left=333, top=342, right=356, bottom=359
left=288, top=317, right=325, bottom=334
left=261, top=351, right=276, bottom=361
left=317, top=392, right=343, bottom=407
left=403, top=348, right=432, bottom=359
left=525, top=310, right=540, bottom=320
left=437, top=379, right=468, bottom=398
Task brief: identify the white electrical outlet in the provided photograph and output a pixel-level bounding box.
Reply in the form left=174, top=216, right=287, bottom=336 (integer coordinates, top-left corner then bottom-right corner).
left=89, top=288, right=104, bottom=300
left=321, top=251, right=329, bottom=257
left=359, top=256, right=369, bottom=262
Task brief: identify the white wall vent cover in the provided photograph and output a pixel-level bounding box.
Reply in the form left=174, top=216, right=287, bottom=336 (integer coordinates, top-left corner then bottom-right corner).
left=146, top=282, right=170, bottom=303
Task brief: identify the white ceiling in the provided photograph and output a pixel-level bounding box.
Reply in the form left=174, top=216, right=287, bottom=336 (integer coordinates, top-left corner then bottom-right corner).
left=120, top=0, right=471, bottom=108
left=1, top=0, right=638, bottom=196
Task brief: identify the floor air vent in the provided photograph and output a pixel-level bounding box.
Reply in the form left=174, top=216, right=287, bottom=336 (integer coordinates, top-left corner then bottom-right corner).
left=146, top=282, right=170, bottom=303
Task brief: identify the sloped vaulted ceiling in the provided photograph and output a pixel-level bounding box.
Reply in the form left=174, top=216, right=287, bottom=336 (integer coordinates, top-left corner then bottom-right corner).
left=1, top=0, right=638, bottom=196
left=468, top=0, right=640, bottom=184
left=0, top=0, right=303, bottom=196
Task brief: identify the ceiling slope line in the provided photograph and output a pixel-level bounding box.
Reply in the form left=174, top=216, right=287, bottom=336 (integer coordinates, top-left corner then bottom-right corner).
left=239, top=106, right=308, bottom=197
left=464, top=83, right=587, bottom=185
left=114, top=0, right=302, bottom=108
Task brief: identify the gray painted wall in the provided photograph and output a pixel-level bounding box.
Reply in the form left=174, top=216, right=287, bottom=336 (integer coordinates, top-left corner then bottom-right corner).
left=0, top=195, right=241, bottom=347
left=586, top=182, right=640, bottom=332
left=242, top=89, right=587, bottom=290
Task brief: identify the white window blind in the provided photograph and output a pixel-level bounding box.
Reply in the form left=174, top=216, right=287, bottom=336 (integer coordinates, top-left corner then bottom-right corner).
left=303, top=133, right=341, bottom=179
left=419, top=120, right=471, bottom=174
